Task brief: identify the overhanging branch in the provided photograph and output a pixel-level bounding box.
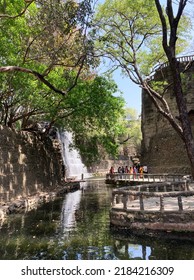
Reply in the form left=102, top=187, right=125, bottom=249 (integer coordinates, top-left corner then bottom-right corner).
left=0, top=66, right=67, bottom=96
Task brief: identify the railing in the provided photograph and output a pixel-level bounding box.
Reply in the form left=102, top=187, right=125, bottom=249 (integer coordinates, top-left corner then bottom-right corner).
left=157, top=55, right=194, bottom=70
left=111, top=182, right=193, bottom=213
left=106, top=173, right=186, bottom=183
left=147, top=55, right=194, bottom=81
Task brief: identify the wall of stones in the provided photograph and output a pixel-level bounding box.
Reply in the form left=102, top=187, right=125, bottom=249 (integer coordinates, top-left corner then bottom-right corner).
left=110, top=209, right=194, bottom=232
left=0, top=125, right=62, bottom=203
left=141, top=61, right=194, bottom=175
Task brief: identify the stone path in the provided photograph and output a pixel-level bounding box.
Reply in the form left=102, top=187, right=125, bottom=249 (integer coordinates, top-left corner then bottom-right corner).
left=112, top=183, right=194, bottom=212
left=124, top=196, right=194, bottom=211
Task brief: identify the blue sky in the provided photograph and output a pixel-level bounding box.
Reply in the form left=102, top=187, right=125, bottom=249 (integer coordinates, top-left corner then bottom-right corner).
left=112, top=70, right=142, bottom=114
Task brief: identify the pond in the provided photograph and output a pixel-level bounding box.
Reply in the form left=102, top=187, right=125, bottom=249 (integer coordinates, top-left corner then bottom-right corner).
left=1, top=179, right=194, bottom=260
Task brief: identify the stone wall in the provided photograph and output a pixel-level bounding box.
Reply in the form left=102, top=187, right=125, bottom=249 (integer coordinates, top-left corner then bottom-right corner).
left=110, top=209, right=194, bottom=233
left=141, top=61, right=194, bottom=175
left=0, top=125, right=62, bottom=203
left=92, top=158, right=133, bottom=175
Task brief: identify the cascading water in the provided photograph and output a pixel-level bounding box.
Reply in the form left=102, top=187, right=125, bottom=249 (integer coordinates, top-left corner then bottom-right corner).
left=57, top=130, right=89, bottom=179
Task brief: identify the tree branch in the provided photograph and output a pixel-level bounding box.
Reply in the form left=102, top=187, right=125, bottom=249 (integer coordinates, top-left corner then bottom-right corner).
left=0, top=66, right=67, bottom=95
left=0, top=1, right=34, bottom=19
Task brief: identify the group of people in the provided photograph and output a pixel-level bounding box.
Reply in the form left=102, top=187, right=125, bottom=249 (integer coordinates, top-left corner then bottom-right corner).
left=109, top=165, right=146, bottom=177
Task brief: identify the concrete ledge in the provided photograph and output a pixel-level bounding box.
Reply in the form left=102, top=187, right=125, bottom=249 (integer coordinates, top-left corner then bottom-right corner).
left=110, top=208, right=194, bottom=233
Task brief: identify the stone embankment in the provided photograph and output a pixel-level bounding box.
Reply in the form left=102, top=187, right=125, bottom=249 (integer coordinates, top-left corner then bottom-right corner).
left=0, top=124, right=65, bottom=226
left=0, top=181, right=80, bottom=226
left=110, top=180, right=194, bottom=238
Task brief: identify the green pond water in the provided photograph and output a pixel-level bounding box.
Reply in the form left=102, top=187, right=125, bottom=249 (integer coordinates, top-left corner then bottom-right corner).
left=1, top=179, right=194, bottom=260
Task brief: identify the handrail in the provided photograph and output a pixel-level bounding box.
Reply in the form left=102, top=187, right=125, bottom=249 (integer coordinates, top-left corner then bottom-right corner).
left=148, top=55, right=194, bottom=81
left=106, top=172, right=186, bottom=182
left=111, top=182, right=194, bottom=212
left=157, top=55, right=194, bottom=70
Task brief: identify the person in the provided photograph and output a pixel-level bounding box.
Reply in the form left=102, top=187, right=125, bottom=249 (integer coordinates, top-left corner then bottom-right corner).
left=143, top=165, right=148, bottom=174
left=118, top=166, right=122, bottom=173
left=129, top=166, right=133, bottom=179
left=125, top=166, right=129, bottom=173
left=121, top=166, right=125, bottom=173
left=133, top=166, right=137, bottom=179
left=139, top=166, right=144, bottom=178
left=110, top=166, right=114, bottom=174
left=118, top=166, right=122, bottom=178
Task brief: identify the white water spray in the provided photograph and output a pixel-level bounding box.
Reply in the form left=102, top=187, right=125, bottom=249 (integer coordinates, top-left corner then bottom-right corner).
left=57, top=130, right=89, bottom=179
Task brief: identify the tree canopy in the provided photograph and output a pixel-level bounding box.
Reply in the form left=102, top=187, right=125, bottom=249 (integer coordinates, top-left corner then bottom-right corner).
left=92, top=0, right=194, bottom=176
left=0, top=0, right=128, bottom=164
left=94, top=0, right=191, bottom=79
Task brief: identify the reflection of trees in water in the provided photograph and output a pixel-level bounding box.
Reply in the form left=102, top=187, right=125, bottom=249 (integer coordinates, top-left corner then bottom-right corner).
left=150, top=240, right=194, bottom=260
left=59, top=184, right=116, bottom=260
left=0, top=199, right=63, bottom=259
left=112, top=234, right=194, bottom=260
left=113, top=239, right=150, bottom=260
left=2, top=180, right=194, bottom=260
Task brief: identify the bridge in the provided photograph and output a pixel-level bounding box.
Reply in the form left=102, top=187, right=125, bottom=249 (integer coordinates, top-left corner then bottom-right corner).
left=106, top=172, right=187, bottom=186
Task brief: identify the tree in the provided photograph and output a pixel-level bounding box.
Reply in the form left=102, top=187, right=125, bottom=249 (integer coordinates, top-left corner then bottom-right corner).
left=67, top=76, right=127, bottom=165
left=0, top=0, right=127, bottom=164
left=93, top=0, right=194, bottom=177
left=0, top=0, right=96, bottom=95
left=0, top=0, right=96, bottom=129
left=122, top=108, right=142, bottom=152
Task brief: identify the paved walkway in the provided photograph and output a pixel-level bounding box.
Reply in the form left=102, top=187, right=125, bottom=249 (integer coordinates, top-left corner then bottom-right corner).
left=113, top=183, right=194, bottom=212
left=123, top=196, right=194, bottom=211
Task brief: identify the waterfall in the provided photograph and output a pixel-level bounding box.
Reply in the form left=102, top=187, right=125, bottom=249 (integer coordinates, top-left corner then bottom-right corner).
left=57, top=130, right=89, bottom=179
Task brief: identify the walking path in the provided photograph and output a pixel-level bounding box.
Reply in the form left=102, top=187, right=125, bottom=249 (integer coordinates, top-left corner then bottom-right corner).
left=110, top=179, right=194, bottom=234
left=115, top=195, right=194, bottom=212
left=111, top=181, right=194, bottom=212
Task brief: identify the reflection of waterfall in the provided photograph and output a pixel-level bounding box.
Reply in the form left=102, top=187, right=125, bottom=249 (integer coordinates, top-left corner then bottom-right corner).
left=57, top=130, right=89, bottom=179
left=60, top=190, right=82, bottom=232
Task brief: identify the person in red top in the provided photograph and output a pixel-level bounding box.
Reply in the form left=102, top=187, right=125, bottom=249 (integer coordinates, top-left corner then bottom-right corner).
left=125, top=166, right=129, bottom=173
left=109, top=166, right=114, bottom=174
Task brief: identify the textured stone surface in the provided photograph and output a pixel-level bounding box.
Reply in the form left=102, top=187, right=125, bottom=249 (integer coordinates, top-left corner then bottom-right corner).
left=0, top=125, right=62, bottom=203
left=141, top=62, right=194, bottom=174
left=110, top=209, right=194, bottom=232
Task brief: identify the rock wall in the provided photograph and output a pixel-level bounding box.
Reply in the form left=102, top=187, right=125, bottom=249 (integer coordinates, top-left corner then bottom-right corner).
left=141, top=61, right=194, bottom=175
left=92, top=158, right=133, bottom=175
left=110, top=209, right=194, bottom=233
left=0, top=125, right=62, bottom=203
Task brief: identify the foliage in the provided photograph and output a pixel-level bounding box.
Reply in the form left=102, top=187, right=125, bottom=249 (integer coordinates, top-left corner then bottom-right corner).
left=92, top=0, right=194, bottom=177
left=0, top=0, right=127, bottom=164
left=93, top=0, right=191, bottom=80
left=124, top=108, right=142, bottom=148
left=67, top=76, right=127, bottom=165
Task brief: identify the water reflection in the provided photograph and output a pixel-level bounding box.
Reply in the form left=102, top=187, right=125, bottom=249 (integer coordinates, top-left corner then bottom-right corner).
left=60, top=190, right=82, bottom=232
left=1, top=180, right=194, bottom=259
left=114, top=240, right=151, bottom=260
